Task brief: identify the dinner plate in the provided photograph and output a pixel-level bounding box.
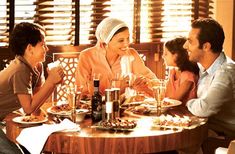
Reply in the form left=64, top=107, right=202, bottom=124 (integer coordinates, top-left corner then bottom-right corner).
left=80, top=99, right=91, bottom=105
left=124, top=98, right=182, bottom=118
left=47, top=107, right=72, bottom=116
left=161, top=98, right=182, bottom=108
left=12, top=116, right=48, bottom=125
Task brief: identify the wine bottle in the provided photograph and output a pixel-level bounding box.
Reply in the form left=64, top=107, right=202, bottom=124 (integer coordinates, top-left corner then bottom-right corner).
left=91, top=79, right=102, bottom=122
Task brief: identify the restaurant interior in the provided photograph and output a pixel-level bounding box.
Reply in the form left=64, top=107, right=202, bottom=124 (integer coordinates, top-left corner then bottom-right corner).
left=0, top=0, right=235, bottom=154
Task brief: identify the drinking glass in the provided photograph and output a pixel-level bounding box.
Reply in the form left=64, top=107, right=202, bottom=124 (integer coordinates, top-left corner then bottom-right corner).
left=67, top=85, right=83, bottom=110
left=124, top=73, right=137, bottom=97
left=152, top=79, right=166, bottom=115
left=92, top=73, right=101, bottom=81
left=111, top=72, right=122, bottom=88
left=67, top=85, right=83, bottom=122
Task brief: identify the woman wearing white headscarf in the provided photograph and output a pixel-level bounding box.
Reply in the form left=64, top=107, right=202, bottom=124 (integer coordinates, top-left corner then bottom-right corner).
left=75, top=17, right=157, bottom=96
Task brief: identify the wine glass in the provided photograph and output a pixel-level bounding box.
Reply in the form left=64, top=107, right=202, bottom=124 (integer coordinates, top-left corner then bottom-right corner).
left=110, top=72, right=122, bottom=88
left=152, top=79, right=166, bottom=115
left=67, top=85, right=83, bottom=110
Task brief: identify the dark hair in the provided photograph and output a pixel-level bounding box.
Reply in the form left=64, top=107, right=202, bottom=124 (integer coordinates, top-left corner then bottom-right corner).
left=192, top=18, right=224, bottom=53
left=165, top=37, right=199, bottom=74
left=9, top=22, right=45, bottom=56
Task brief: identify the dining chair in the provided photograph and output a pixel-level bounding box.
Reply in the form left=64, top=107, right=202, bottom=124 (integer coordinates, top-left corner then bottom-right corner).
left=52, top=52, right=80, bottom=102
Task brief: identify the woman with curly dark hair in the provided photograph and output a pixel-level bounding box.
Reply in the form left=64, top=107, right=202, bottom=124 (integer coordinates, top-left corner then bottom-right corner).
left=162, top=37, right=199, bottom=105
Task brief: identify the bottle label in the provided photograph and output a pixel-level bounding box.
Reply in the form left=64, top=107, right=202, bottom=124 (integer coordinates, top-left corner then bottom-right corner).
left=106, top=101, right=113, bottom=113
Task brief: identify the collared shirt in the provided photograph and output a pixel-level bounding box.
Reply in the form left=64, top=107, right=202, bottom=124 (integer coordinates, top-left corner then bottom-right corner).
left=186, top=52, right=235, bottom=137
left=197, top=52, right=226, bottom=97
left=0, top=56, right=44, bottom=120
left=75, top=46, right=157, bottom=95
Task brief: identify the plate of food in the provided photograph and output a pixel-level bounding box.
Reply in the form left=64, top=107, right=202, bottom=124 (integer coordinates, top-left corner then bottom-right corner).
left=12, top=115, right=48, bottom=124
left=152, top=114, right=206, bottom=130
left=161, top=98, right=182, bottom=108
left=124, top=106, right=154, bottom=118
left=124, top=98, right=182, bottom=117
left=47, top=103, right=72, bottom=116
left=91, top=119, right=137, bottom=131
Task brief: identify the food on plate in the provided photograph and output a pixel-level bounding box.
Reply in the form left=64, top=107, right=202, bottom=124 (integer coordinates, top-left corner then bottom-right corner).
left=123, top=94, right=146, bottom=104
left=126, top=106, right=151, bottom=115
left=153, top=115, right=194, bottom=128
left=77, top=103, right=90, bottom=109
left=22, top=115, right=45, bottom=122
left=99, top=119, right=137, bottom=129
left=162, top=100, right=173, bottom=106
left=132, top=94, right=145, bottom=102
left=50, top=104, right=72, bottom=113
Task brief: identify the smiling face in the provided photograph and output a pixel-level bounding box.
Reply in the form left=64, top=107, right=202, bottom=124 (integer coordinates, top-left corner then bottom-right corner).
left=107, top=29, right=130, bottom=56
left=31, top=31, right=48, bottom=63
left=183, top=28, right=204, bottom=63
left=162, top=46, right=177, bottom=67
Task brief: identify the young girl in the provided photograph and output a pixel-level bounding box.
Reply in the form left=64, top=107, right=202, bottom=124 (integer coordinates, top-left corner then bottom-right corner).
left=163, top=37, right=199, bottom=105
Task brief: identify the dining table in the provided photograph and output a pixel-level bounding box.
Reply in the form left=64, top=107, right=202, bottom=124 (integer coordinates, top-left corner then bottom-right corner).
left=5, top=103, right=208, bottom=154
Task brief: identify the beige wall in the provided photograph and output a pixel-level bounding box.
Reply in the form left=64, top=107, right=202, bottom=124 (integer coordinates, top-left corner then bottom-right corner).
left=214, top=0, right=234, bottom=58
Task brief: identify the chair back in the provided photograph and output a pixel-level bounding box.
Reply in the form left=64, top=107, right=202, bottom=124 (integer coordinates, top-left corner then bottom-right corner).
left=52, top=52, right=80, bottom=102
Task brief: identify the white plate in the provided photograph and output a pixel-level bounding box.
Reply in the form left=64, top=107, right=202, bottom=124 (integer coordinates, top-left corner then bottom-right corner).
left=140, top=98, right=182, bottom=108
left=12, top=116, right=48, bottom=124
left=162, top=98, right=182, bottom=108
left=47, top=107, right=72, bottom=116
left=80, top=99, right=91, bottom=105
left=124, top=98, right=182, bottom=118
left=152, top=117, right=207, bottom=130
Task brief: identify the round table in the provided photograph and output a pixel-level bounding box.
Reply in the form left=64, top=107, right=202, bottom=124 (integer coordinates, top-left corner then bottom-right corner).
left=5, top=106, right=208, bottom=154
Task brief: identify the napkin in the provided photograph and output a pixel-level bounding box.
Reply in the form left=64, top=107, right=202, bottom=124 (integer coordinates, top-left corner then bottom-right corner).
left=120, top=55, right=134, bottom=77
left=16, top=119, right=80, bottom=154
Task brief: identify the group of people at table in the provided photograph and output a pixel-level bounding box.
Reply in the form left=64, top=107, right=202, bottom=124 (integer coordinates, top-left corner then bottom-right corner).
left=0, top=17, right=234, bottom=154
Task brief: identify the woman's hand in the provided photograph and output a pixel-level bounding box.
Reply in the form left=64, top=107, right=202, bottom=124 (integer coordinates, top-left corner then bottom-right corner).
left=131, top=76, right=153, bottom=97
left=131, top=76, right=147, bottom=89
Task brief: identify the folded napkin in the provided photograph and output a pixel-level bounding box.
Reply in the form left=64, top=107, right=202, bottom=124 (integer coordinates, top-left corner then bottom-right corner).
left=16, top=119, right=80, bottom=154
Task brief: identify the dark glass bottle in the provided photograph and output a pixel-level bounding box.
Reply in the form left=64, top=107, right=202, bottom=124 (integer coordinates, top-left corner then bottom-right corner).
left=91, top=79, right=102, bottom=122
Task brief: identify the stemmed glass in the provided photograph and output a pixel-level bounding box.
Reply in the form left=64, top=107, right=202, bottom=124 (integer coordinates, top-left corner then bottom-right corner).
left=124, top=73, right=137, bottom=98
left=67, top=85, right=83, bottom=110
left=152, top=79, right=166, bottom=116
left=110, top=72, right=122, bottom=88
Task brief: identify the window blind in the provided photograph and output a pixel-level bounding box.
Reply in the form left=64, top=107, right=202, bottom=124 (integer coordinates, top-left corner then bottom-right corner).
left=0, top=0, right=214, bottom=47
left=15, top=0, right=36, bottom=24
left=0, top=0, right=9, bottom=46
left=35, top=0, right=75, bottom=45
